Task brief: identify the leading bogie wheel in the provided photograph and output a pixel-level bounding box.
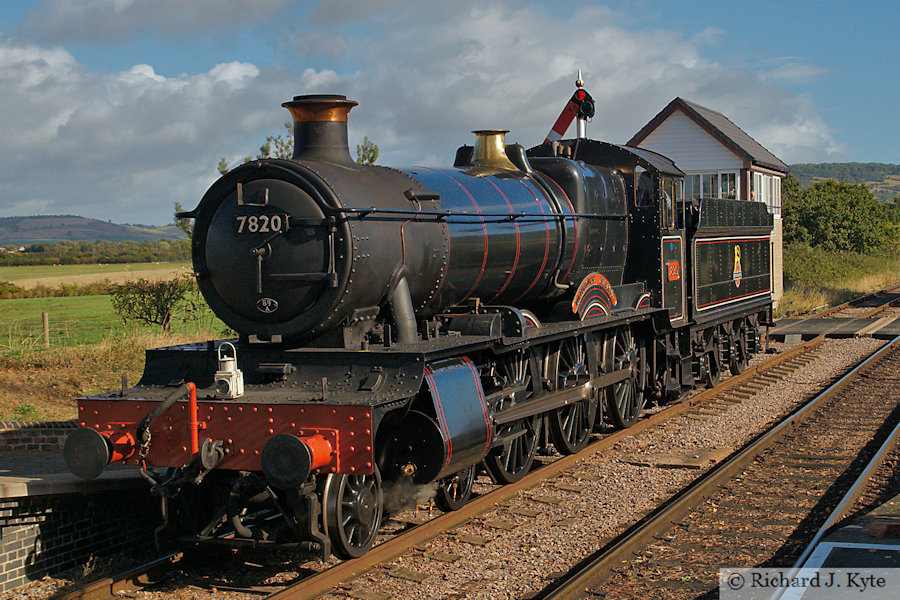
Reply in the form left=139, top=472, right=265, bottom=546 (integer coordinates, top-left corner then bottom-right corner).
left=434, top=464, right=477, bottom=512
left=323, top=467, right=383, bottom=559
left=547, top=335, right=598, bottom=454
left=605, top=327, right=647, bottom=428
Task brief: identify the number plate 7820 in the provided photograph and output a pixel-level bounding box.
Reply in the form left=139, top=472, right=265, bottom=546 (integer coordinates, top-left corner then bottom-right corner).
left=233, top=213, right=290, bottom=234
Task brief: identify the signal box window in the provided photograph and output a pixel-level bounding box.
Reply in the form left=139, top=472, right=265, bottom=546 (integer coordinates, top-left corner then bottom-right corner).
left=701, top=173, right=719, bottom=199
left=685, top=174, right=700, bottom=200
left=721, top=173, right=737, bottom=199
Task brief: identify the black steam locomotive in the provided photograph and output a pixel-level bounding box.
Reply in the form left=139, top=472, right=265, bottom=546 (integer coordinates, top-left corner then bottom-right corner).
left=64, top=94, right=773, bottom=559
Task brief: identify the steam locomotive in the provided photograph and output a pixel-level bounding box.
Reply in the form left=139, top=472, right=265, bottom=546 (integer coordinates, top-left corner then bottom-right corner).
left=64, top=94, right=773, bottom=559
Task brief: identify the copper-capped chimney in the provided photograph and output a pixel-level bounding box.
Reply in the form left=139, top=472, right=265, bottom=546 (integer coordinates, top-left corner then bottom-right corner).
left=282, top=94, right=358, bottom=164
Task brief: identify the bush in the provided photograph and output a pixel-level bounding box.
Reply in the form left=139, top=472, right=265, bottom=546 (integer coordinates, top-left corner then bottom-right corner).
left=783, top=176, right=900, bottom=254
left=109, top=274, right=199, bottom=333
left=0, top=280, right=113, bottom=299
left=0, top=281, right=26, bottom=299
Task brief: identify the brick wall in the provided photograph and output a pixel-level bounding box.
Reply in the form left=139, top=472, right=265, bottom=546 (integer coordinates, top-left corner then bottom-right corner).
left=0, top=485, right=159, bottom=593
left=0, top=421, right=77, bottom=453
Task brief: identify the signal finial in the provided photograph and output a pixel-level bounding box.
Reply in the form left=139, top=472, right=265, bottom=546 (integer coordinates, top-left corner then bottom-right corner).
left=575, top=69, right=584, bottom=89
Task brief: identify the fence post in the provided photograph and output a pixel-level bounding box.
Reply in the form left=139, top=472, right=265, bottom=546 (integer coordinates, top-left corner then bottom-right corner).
left=42, top=312, right=50, bottom=348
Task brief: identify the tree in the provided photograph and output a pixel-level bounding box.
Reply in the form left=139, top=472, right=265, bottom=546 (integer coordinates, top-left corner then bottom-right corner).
left=173, top=201, right=193, bottom=237
left=216, top=125, right=379, bottom=172
left=110, top=274, right=198, bottom=334
left=356, top=136, right=379, bottom=165
left=783, top=176, right=899, bottom=254
left=218, top=123, right=294, bottom=173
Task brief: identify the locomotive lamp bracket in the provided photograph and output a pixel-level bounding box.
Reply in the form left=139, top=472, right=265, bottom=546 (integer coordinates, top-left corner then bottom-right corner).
left=214, top=342, right=245, bottom=399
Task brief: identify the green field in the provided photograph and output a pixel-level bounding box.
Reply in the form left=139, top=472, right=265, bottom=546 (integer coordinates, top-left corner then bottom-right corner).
left=0, top=261, right=190, bottom=284
left=0, top=294, right=226, bottom=352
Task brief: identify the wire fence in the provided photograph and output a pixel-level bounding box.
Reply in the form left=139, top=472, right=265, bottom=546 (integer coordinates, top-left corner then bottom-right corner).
left=0, top=314, right=109, bottom=351
left=0, top=311, right=228, bottom=353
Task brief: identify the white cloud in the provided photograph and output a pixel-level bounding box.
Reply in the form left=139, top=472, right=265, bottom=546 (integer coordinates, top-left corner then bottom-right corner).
left=298, top=1, right=840, bottom=167
left=310, top=0, right=413, bottom=25
left=1, top=1, right=844, bottom=224
left=0, top=35, right=311, bottom=223
left=764, top=61, right=830, bottom=84
left=19, top=0, right=293, bottom=43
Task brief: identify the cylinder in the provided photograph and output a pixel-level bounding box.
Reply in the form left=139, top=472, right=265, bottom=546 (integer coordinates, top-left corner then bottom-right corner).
left=376, top=357, right=491, bottom=484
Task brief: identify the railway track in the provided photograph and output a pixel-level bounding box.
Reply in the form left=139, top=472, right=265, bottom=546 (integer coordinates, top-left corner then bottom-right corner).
left=790, top=282, right=900, bottom=321
left=540, top=336, right=900, bottom=600
left=45, top=331, right=877, bottom=600
left=793, top=282, right=900, bottom=328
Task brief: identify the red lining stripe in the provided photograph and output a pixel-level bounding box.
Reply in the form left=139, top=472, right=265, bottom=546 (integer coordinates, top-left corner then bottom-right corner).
left=424, top=367, right=453, bottom=472
left=463, top=357, right=492, bottom=458
left=429, top=170, right=488, bottom=302
left=542, top=175, right=579, bottom=282
left=511, top=179, right=551, bottom=303
left=696, top=237, right=769, bottom=245
left=485, top=178, right=520, bottom=303
left=582, top=302, right=609, bottom=318
left=697, top=288, right=772, bottom=308
left=576, top=288, right=612, bottom=315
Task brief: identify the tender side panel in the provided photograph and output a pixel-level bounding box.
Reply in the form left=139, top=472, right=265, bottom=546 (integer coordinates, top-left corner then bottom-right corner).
left=77, top=399, right=375, bottom=474
left=693, top=235, right=771, bottom=313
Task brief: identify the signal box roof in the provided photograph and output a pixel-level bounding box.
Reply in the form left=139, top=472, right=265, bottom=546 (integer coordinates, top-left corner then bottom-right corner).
left=627, top=97, right=788, bottom=173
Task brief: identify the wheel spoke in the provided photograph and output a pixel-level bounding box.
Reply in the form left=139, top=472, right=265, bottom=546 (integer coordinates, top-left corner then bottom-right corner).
left=484, top=349, right=541, bottom=484
left=548, top=335, right=597, bottom=455
left=434, top=464, right=476, bottom=512
left=606, top=328, right=646, bottom=428
left=324, top=469, right=383, bottom=559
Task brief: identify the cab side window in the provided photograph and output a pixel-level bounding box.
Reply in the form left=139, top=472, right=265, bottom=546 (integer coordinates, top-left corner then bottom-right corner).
left=635, top=167, right=653, bottom=207
left=661, top=177, right=676, bottom=230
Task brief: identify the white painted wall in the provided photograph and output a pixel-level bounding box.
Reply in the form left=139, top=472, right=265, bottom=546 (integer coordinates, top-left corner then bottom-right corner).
left=637, top=110, right=743, bottom=172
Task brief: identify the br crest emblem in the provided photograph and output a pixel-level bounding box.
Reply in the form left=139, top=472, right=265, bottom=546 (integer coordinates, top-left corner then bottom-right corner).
left=732, top=245, right=743, bottom=288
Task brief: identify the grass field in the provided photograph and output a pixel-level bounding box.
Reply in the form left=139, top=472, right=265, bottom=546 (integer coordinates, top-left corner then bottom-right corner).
left=0, top=261, right=191, bottom=288
left=777, top=247, right=900, bottom=317
left=0, top=295, right=121, bottom=348
left=0, top=294, right=228, bottom=352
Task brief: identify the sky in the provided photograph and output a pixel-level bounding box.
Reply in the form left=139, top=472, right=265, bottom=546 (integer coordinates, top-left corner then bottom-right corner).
left=1, top=0, right=897, bottom=225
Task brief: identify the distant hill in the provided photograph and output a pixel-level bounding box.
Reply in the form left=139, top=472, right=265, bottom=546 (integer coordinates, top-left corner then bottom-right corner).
left=0, top=215, right=185, bottom=245
left=790, top=163, right=900, bottom=202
